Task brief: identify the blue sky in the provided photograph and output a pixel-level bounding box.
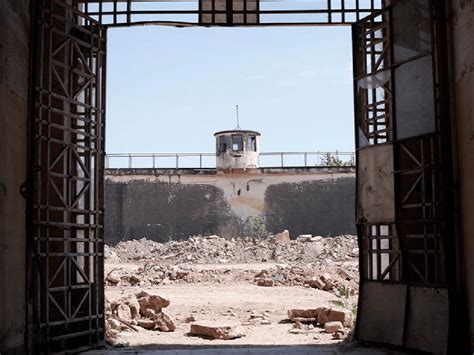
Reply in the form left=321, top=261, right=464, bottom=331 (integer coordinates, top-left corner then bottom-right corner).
left=106, top=26, right=355, bottom=154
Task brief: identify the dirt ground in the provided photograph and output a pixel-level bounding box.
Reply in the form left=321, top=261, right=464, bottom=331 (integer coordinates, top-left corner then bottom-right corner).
left=104, top=234, right=359, bottom=348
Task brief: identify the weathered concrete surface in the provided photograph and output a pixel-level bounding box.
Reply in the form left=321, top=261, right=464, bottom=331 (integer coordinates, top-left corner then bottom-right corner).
left=450, top=0, right=474, bottom=346
left=265, top=177, right=355, bottom=237
left=0, top=0, right=30, bottom=352
left=105, top=180, right=237, bottom=245
left=104, top=168, right=355, bottom=244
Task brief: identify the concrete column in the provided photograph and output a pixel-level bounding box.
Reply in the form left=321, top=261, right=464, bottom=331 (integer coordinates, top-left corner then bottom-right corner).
left=449, top=0, right=474, bottom=347
left=0, top=0, right=31, bottom=352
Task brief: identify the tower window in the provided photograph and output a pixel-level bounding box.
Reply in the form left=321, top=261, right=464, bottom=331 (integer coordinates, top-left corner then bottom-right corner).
left=248, top=135, right=257, bottom=151
left=218, top=136, right=227, bottom=153
left=232, top=135, right=243, bottom=151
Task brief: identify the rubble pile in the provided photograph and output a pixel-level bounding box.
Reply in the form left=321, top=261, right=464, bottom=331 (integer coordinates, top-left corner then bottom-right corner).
left=105, top=291, right=176, bottom=343
left=106, top=231, right=358, bottom=265
left=254, top=265, right=358, bottom=296
left=105, top=232, right=359, bottom=296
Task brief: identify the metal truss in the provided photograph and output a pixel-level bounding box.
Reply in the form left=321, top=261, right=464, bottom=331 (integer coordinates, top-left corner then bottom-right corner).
left=73, top=0, right=384, bottom=27
left=30, top=0, right=106, bottom=351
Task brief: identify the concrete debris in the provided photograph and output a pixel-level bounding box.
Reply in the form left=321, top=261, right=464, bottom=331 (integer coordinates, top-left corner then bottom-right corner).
left=272, top=229, right=291, bottom=244
left=318, top=308, right=353, bottom=328
left=190, top=321, right=245, bottom=340
left=332, top=329, right=347, bottom=340
left=324, top=321, right=344, bottom=334
left=105, top=233, right=358, bottom=265
left=104, top=235, right=359, bottom=299
left=256, top=278, right=275, bottom=287
left=105, top=292, right=176, bottom=335
left=287, top=307, right=353, bottom=328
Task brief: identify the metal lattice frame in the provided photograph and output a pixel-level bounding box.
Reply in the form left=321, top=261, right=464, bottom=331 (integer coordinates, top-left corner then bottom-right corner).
left=353, top=10, right=392, bottom=146
left=353, top=0, right=449, bottom=286
left=31, top=0, right=106, bottom=351
left=74, top=0, right=384, bottom=27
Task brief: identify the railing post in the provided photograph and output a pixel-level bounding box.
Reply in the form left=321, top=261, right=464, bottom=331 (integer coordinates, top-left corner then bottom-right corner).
left=129, top=154, right=132, bottom=169
left=200, top=154, right=202, bottom=169
left=281, top=153, right=284, bottom=167
left=176, top=154, right=179, bottom=169
left=304, top=152, right=307, bottom=167
left=153, top=154, right=155, bottom=169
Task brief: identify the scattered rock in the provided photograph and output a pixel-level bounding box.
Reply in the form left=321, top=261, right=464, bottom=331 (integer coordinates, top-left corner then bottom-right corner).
left=332, top=329, right=346, bottom=339
left=190, top=321, right=245, bottom=340
left=287, top=309, right=320, bottom=323
left=137, top=319, right=156, bottom=330
left=153, top=311, right=176, bottom=332
left=318, top=308, right=353, bottom=327
left=296, top=234, right=312, bottom=242
left=324, top=321, right=344, bottom=333
left=256, top=278, right=275, bottom=287
left=273, top=230, right=291, bottom=244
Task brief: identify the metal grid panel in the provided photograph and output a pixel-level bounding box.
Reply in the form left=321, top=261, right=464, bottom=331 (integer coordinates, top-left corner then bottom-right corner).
left=360, top=223, right=401, bottom=281
left=394, top=135, right=445, bottom=285
left=354, top=0, right=448, bottom=287
left=353, top=9, right=392, bottom=146
left=73, top=0, right=384, bottom=27
left=31, top=0, right=106, bottom=351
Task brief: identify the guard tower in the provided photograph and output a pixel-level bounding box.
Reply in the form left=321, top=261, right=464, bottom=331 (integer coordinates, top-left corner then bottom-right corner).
left=214, top=129, right=261, bottom=171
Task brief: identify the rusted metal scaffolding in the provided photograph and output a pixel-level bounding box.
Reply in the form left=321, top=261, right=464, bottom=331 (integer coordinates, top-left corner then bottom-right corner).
left=74, top=0, right=384, bottom=27
left=29, top=0, right=106, bottom=351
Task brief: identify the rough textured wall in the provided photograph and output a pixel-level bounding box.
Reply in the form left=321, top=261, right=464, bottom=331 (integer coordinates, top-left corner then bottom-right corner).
left=264, top=178, right=355, bottom=237
left=104, top=170, right=356, bottom=244
left=0, top=0, right=30, bottom=352
left=450, top=0, right=474, bottom=345
left=105, top=180, right=238, bottom=245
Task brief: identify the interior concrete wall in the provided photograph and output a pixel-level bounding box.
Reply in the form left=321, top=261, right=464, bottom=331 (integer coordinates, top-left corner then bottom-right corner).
left=450, top=0, right=474, bottom=346
left=0, top=0, right=31, bottom=352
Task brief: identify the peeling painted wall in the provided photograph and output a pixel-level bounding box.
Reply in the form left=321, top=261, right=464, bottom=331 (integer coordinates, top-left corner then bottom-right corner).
left=104, top=168, right=356, bottom=244
left=0, top=0, right=30, bottom=352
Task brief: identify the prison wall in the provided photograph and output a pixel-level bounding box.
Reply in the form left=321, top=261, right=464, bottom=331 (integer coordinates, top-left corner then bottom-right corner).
left=0, top=0, right=30, bottom=352
left=104, top=168, right=356, bottom=245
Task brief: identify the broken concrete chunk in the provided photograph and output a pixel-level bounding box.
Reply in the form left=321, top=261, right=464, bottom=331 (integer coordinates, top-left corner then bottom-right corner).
left=137, top=318, right=156, bottom=330
left=153, top=311, right=176, bottom=332
left=287, top=309, right=321, bottom=323
left=106, top=275, right=120, bottom=285
left=107, top=318, right=121, bottom=330
left=273, top=230, right=290, bottom=244
left=296, top=234, right=312, bottom=242
left=116, top=304, right=132, bottom=322
left=318, top=308, right=353, bottom=327
left=190, top=321, right=245, bottom=340
left=324, top=321, right=344, bottom=333
left=123, top=297, right=140, bottom=319
left=137, top=293, right=170, bottom=316
left=256, top=278, right=275, bottom=287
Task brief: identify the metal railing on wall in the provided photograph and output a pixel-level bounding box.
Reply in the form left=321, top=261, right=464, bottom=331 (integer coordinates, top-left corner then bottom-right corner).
left=105, top=151, right=355, bottom=169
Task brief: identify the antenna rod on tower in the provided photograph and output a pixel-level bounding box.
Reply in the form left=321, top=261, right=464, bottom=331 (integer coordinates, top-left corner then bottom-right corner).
left=235, top=105, right=241, bottom=130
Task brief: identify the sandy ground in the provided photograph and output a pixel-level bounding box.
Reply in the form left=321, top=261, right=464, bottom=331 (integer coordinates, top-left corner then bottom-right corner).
left=105, top=262, right=357, bottom=347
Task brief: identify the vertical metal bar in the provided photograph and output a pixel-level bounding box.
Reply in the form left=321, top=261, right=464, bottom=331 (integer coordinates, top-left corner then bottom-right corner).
left=176, top=154, right=179, bottom=169
left=153, top=154, right=155, bottom=169
left=281, top=153, right=284, bottom=167
left=200, top=154, right=202, bottom=169
left=304, top=152, right=307, bottom=167
left=129, top=154, right=132, bottom=168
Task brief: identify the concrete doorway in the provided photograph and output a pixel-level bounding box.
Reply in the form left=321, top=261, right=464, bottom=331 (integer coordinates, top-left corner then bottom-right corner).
left=6, top=0, right=468, bottom=354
